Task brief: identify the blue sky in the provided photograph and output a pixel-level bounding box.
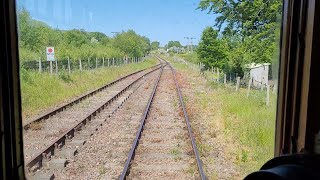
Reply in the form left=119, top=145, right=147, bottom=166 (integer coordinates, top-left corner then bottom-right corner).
left=17, top=0, right=216, bottom=46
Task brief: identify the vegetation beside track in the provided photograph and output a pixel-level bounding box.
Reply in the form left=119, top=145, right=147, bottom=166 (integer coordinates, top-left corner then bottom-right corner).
left=21, top=58, right=157, bottom=119
left=164, top=55, right=276, bottom=178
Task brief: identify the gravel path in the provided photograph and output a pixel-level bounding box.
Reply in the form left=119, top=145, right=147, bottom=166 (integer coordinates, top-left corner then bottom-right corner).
left=24, top=67, right=158, bottom=162
left=52, top=68, right=162, bottom=179
left=127, top=67, right=198, bottom=180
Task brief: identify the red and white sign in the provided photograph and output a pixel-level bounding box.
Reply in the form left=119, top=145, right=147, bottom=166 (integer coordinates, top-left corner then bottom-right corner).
left=46, top=47, right=55, bottom=61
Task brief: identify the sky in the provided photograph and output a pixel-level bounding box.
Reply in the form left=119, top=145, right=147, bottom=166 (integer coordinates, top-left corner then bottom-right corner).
left=17, top=0, right=217, bottom=46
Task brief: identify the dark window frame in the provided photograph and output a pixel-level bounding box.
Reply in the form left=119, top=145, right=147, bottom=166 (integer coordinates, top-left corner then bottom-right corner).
left=0, top=0, right=25, bottom=179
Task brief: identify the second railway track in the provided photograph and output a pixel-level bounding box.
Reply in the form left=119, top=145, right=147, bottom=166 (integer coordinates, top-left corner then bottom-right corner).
left=24, top=63, right=161, bottom=162
left=25, top=62, right=165, bottom=179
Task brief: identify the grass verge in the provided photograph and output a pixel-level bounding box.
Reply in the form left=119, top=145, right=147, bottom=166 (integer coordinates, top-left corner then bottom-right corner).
left=164, top=54, right=276, bottom=178
left=21, top=58, right=157, bottom=119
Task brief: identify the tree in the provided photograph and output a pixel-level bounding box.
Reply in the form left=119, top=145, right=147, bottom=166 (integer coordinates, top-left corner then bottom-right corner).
left=197, top=27, right=228, bottom=69
left=151, top=41, right=160, bottom=50
left=113, top=30, right=150, bottom=57
left=197, top=0, right=282, bottom=76
left=167, top=41, right=182, bottom=48
left=17, top=8, right=153, bottom=62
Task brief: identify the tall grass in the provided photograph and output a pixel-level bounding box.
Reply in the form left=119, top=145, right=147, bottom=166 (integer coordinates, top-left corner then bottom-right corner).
left=219, top=87, right=276, bottom=174
left=21, top=58, right=157, bottom=119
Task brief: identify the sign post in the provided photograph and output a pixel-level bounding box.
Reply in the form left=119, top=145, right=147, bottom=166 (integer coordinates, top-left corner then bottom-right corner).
left=46, top=47, right=55, bottom=74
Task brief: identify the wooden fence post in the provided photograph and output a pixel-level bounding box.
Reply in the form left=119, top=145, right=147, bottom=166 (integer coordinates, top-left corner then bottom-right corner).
left=87, top=58, right=90, bottom=69
left=68, top=57, right=71, bottom=73
left=217, top=68, right=220, bottom=82
left=102, top=57, right=105, bottom=67
left=79, top=59, right=82, bottom=71
left=108, top=58, right=110, bottom=67
left=113, top=58, right=115, bottom=66
left=247, top=77, right=252, bottom=97
left=266, top=85, right=270, bottom=106
left=236, top=77, right=240, bottom=91
left=224, top=74, right=227, bottom=85
left=38, top=57, right=42, bottom=73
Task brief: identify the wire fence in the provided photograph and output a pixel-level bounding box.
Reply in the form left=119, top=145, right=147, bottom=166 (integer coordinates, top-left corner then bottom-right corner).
left=173, top=57, right=278, bottom=106
left=21, top=57, right=145, bottom=74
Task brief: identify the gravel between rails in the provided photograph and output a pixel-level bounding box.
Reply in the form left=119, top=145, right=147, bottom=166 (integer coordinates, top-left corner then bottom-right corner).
left=127, top=66, right=198, bottom=180
left=53, top=68, right=162, bottom=179
left=23, top=67, right=158, bottom=162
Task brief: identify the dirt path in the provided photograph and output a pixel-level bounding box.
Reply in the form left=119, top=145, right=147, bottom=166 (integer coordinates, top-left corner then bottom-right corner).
left=127, top=66, right=198, bottom=180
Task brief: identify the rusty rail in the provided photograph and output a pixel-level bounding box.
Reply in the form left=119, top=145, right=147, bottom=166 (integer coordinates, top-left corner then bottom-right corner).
left=25, top=65, right=162, bottom=172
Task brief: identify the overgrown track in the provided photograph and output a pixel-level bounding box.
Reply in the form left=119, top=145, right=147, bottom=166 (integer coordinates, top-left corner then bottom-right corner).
left=25, top=64, right=164, bottom=178
left=23, top=63, right=161, bottom=129
left=120, top=57, right=206, bottom=180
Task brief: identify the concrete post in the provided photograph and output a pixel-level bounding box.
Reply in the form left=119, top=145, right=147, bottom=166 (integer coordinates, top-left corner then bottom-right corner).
left=236, top=77, right=240, bottom=91
left=68, top=57, right=71, bottom=73
left=266, top=85, right=270, bottom=106
left=50, top=61, right=53, bottom=74
left=79, top=59, right=82, bottom=71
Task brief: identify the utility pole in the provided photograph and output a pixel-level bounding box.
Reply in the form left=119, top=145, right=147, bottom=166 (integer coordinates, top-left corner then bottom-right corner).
left=111, top=32, right=120, bottom=37
left=184, top=37, right=196, bottom=53
left=190, top=37, right=195, bottom=52
left=184, top=37, right=190, bottom=53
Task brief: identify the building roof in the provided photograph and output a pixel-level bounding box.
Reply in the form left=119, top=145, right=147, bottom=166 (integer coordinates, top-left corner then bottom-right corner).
left=245, top=63, right=271, bottom=69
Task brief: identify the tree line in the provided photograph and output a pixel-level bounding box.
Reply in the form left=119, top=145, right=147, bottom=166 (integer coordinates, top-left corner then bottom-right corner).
left=196, top=0, right=282, bottom=78
left=18, top=8, right=157, bottom=62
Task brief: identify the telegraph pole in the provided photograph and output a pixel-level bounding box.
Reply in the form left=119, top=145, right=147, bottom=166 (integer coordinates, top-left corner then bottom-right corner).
left=184, top=37, right=196, bottom=53
left=184, top=37, right=190, bottom=53
left=111, top=32, right=120, bottom=37
left=190, top=37, right=195, bottom=52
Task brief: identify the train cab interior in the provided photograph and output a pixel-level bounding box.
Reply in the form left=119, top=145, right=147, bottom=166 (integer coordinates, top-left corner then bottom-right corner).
left=1, top=0, right=320, bottom=179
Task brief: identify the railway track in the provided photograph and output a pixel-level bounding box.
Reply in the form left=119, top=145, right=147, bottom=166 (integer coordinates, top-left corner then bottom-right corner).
left=23, top=63, right=161, bottom=162
left=120, top=57, right=206, bottom=180
left=24, top=57, right=205, bottom=179
left=25, top=62, right=165, bottom=179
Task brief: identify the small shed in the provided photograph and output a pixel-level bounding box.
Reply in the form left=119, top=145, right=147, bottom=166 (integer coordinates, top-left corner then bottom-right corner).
left=245, top=63, right=271, bottom=88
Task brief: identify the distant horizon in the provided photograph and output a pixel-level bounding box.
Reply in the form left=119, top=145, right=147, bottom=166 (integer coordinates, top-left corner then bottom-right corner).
left=17, top=0, right=217, bottom=46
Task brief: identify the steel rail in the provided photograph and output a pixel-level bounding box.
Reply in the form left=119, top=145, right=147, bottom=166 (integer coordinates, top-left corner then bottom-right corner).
left=119, top=63, right=165, bottom=180
left=23, top=63, right=162, bottom=129
left=159, top=56, right=206, bottom=180
left=25, top=65, right=162, bottom=172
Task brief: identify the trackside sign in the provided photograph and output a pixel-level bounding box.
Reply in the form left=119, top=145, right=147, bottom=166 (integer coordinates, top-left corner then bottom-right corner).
left=46, top=47, right=55, bottom=61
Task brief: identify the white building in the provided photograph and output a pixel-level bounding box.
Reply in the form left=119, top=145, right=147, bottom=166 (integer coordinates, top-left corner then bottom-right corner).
left=246, top=63, right=271, bottom=88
